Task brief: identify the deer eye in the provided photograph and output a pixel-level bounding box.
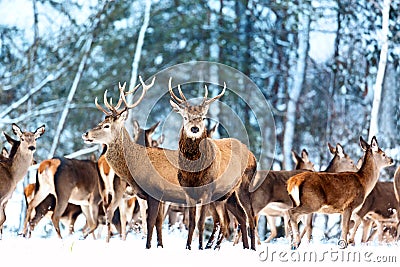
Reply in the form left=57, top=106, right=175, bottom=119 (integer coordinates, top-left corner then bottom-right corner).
left=103, top=124, right=110, bottom=129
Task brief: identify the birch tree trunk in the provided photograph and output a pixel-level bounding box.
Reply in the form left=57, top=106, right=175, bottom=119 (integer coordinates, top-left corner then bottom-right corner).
left=368, top=0, right=391, bottom=141
left=126, top=0, right=152, bottom=136
left=282, top=4, right=310, bottom=170
left=48, top=36, right=93, bottom=158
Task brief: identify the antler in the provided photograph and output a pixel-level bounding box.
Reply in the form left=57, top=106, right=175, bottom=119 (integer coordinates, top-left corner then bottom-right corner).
left=168, top=77, right=187, bottom=105
left=95, top=90, right=113, bottom=116
left=119, top=76, right=155, bottom=109
left=202, top=82, right=226, bottom=106
left=169, top=77, right=226, bottom=107
left=94, top=76, right=155, bottom=116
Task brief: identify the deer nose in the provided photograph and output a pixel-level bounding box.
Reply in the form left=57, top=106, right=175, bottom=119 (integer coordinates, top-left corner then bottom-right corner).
left=191, top=127, right=199, bottom=134
left=28, top=146, right=36, bottom=151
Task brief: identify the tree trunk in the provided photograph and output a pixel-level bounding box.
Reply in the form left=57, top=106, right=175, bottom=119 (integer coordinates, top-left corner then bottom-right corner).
left=48, top=37, right=93, bottom=158
left=126, top=0, right=152, bottom=137
left=368, top=0, right=391, bottom=141
left=282, top=3, right=310, bottom=170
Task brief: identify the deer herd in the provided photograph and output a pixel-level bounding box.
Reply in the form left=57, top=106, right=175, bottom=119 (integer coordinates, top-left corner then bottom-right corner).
left=0, top=76, right=399, bottom=251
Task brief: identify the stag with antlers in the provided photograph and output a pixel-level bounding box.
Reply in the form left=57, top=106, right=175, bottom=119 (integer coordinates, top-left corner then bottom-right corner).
left=169, top=79, right=257, bottom=250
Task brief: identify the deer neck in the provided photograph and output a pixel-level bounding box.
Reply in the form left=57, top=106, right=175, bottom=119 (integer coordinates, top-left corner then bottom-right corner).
left=10, top=147, right=33, bottom=183
left=178, top=129, right=208, bottom=160
left=357, top=149, right=380, bottom=194
left=324, top=155, right=340, bottom=172
left=177, top=128, right=216, bottom=178
left=105, top=127, right=144, bottom=179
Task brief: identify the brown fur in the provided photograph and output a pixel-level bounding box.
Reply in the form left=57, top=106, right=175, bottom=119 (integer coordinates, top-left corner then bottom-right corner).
left=22, top=183, right=82, bottom=237
left=0, top=123, right=45, bottom=237
left=23, top=157, right=101, bottom=239
left=287, top=137, right=393, bottom=249
left=351, top=181, right=398, bottom=243
left=84, top=110, right=255, bottom=250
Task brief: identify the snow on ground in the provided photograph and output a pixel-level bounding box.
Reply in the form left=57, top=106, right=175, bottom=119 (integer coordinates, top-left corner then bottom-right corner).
left=0, top=219, right=398, bottom=267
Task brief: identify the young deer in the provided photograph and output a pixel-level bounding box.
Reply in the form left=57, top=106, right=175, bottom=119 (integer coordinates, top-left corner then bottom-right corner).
left=169, top=79, right=257, bottom=250
left=23, top=157, right=102, bottom=239
left=287, top=136, right=393, bottom=249
left=348, top=181, right=398, bottom=243
left=251, top=149, right=315, bottom=244
left=0, top=123, right=45, bottom=238
left=22, top=183, right=82, bottom=237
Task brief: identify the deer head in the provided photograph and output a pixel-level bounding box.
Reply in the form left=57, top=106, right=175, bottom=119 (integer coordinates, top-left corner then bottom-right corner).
left=291, top=149, right=315, bottom=171
left=326, top=142, right=358, bottom=172
left=133, top=120, right=162, bottom=147
left=360, top=136, right=393, bottom=169
left=83, top=76, right=155, bottom=145
left=6, top=123, right=45, bottom=155
left=169, top=78, right=225, bottom=139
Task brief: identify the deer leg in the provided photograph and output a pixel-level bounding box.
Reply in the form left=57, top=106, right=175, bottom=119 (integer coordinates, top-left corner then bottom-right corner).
left=283, top=211, right=291, bottom=239
left=80, top=205, right=95, bottom=239
left=265, top=215, right=277, bottom=243
left=214, top=202, right=228, bottom=250
left=118, top=199, right=127, bottom=241
left=22, top=190, right=50, bottom=237
left=348, top=214, right=362, bottom=244
left=186, top=206, right=196, bottom=250
left=226, top=193, right=249, bottom=249
left=361, top=219, right=373, bottom=243
left=288, top=206, right=310, bottom=249
left=205, top=204, right=219, bottom=249
left=0, top=205, right=6, bottom=240
left=299, top=213, right=313, bottom=242
left=237, top=189, right=256, bottom=250
left=137, top=197, right=148, bottom=237
left=51, top=199, right=69, bottom=239
left=206, top=202, right=228, bottom=249
left=340, top=208, right=352, bottom=247
left=254, top=215, right=261, bottom=245
left=145, top=196, right=161, bottom=249
left=155, top=201, right=164, bottom=248
left=88, top=202, right=99, bottom=238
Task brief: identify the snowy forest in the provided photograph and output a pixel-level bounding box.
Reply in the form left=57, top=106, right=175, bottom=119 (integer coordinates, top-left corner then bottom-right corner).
left=0, top=0, right=400, bottom=240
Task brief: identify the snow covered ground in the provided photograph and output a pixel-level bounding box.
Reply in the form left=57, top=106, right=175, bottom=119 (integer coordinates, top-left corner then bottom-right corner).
left=1, top=216, right=398, bottom=267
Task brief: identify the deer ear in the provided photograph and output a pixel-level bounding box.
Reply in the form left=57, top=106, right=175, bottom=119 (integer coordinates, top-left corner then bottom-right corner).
left=148, top=121, right=161, bottom=135
left=336, top=143, right=345, bottom=158
left=327, top=142, right=336, bottom=154
left=291, top=150, right=300, bottom=164
left=34, top=125, right=45, bottom=139
left=301, top=149, right=310, bottom=162
left=12, top=123, right=23, bottom=137
left=119, top=109, right=129, bottom=122
left=3, top=132, right=15, bottom=145
left=371, top=136, right=379, bottom=152
left=359, top=136, right=369, bottom=151
left=158, top=134, right=165, bottom=145
left=2, top=147, right=8, bottom=158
